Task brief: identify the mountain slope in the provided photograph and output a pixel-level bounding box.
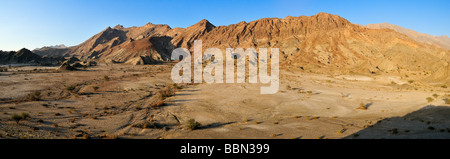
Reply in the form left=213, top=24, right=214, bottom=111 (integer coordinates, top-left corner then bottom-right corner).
left=34, top=13, right=449, bottom=84
left=365, top=23, right=450, bottom=50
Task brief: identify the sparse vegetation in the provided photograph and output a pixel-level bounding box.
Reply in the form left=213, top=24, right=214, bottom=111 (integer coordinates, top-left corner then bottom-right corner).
left=159, top=85, right=176, bottom=99
left=27, top=91, right=41, bottom=101
left=132, top=120, right=158, bottom=129
left=172, top=83, right=182, bottom=90
left=0, top=67, right=7, bottom=72
left=150, top=96, right=165, bottom=108
left=432, top=93, right=439, bottom=99
left=66, top=85, right=76, bottom=91
left=186, top=119, right=201, bottom=130
left=444, top=98, right=450, bottom=104
left=391, top=128, right=398, bottom=134
left=104, top=75, right=110, bottom=81
left=11, top=113, right=30, bottom=124
left=426, top=97, right=434, bottom=103
left=357, top=102, right=367, bottom=110
left=92, top=86, right=99, bottom=91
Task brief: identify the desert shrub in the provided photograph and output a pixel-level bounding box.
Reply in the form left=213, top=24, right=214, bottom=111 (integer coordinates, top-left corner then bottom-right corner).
left=357, top=102, right=367, bottom=110
left=150, top=97, right=165, bottom=108
left=426, top=97, right=434, bottom=103
left=66, top=85, right=76, bottom=91
left=407, top=80, right=414, bottom=84
left=432, top=93, right=439, bottom=99
left=92, top=86, right=99, bottom=91
left=132, top=120, right=158, bottom=129
left=21, top=113, right=30, bottom=119
left=11, top=113, right=29, bottom=124
left=0, top=67, right=7, bottom=72
left=186, top=119, right=201, bottom=130
left=28, top=91, right=41, bottom=101
left=104, top=75, right=110, bottom=81
left=11, top=114, right=23, bottom=124
left=159, top=85, right=175, bottom=99
left=444, top=98, right=450, bottom=104
left=172, top=83, right=182, bottom=90
left=442, top=85, right=448, bottom=88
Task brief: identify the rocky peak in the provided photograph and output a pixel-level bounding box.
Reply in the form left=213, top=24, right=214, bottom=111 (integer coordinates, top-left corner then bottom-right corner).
left=113, top=24, right=124, bottom=30
left=191, top=19, right=216, bottom=32
left=311, top=12, right=350, bottom=28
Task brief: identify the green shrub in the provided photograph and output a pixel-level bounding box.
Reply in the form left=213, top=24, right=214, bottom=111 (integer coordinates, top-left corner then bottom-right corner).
left=11, top=114, right=23, bottom=124
left=426, top=97, right=434, bottom=103
left=21, top=113, right=30, bottom=119
left=11, top=113, right=30, bottom=124
left=186, top=119, right=201, bottom=130
left=432, top=93, right=439, bottom=99
left=66, top=85, right=76, bottom=91
left=28, top=91, right=41, bottom=101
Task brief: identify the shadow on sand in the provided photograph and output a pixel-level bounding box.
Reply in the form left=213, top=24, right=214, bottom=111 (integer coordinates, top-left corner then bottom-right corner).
left=344, top=105, right=450, bottom=139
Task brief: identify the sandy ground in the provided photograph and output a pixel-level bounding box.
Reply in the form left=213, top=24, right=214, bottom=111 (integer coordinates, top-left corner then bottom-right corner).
left=0, top=64, right=449, bottom=139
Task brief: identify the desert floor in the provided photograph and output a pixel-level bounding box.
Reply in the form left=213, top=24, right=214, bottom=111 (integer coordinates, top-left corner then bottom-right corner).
left=0, top=63, right=449, bottom=139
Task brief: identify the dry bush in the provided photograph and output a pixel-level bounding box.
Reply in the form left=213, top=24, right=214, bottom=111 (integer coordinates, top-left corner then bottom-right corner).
left=27, top=91, right=41, bottom=101
left=357, top=102, right=367, bottom=110
left=444, top=98, right=450, bottom=104
left=150, top=96, right=165, bottom=108
left=11, top=113, right=30, bottom=124
left=92, top=86, right=99, bottom=91
left=65, top=85, right=76, bottom=92
left=432, top=93, right=439, bottom=99
left=132, top=120, right=158, bottom=129
left=426, top=97, right=434, bottom=103
left=186, top=119, right=201, bottom=130
left=159, top=85, right=176, bottom=99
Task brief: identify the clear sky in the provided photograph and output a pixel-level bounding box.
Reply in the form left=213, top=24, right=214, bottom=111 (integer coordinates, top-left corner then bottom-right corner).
left=0, top=0, right=449, bottom=51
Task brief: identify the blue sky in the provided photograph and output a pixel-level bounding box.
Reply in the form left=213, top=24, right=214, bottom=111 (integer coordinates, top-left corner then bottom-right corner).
left=0, top=0, right=449, bottom=51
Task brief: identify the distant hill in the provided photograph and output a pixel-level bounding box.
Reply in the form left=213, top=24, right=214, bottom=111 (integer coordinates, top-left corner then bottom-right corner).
left=0, top=48, right=64, bottom=65
left=33, top=44, right=71, bottom=58
left=365, top=23, right=450, bottom=50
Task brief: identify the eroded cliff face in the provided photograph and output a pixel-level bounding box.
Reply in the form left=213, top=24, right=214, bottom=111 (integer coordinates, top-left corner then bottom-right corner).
left=34, top=12, right=449, bottom=84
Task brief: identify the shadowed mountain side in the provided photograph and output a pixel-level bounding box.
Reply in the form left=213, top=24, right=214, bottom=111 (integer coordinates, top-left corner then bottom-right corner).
left=344, top=105, right=450, bottom=139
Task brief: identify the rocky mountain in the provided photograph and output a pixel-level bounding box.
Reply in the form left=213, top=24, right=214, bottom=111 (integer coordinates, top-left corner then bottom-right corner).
left=34, top=44, right=68, bottom=50
left=365, top=23, right=450, bottom=50
left=0, top=48, right=64, bottom=65
left=0, top=48, right=42, bottom=64
left=35, top=12, right=449, bottom=83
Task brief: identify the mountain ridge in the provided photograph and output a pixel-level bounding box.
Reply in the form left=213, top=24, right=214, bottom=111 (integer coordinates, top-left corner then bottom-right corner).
left=31, top=12, right=449, bottom=84
left=365, top=22, right=450, bottom=50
